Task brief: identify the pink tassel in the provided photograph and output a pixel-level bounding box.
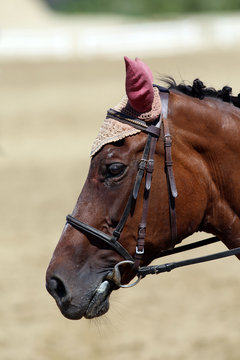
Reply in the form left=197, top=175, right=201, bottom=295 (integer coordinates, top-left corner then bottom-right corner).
left=124, top=56, right=154, bottom=113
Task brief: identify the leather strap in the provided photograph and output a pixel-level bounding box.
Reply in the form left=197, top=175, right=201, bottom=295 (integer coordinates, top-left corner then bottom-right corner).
left=138, top=245, right=240, bottom=277
left=113, top=134, right=152, bottom=239
left=66, top=215, right=134, bottom=261
left=134, top=117, right=162, bottom=268
left=162, top=93, right=178, bottom=248
left=132, top=135, right=152, bottom=200
left=107, top=109, right=160, bottom=137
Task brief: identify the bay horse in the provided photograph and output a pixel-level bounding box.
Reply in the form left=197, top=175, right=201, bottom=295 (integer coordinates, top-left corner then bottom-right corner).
left=46, top=57, right=240, bottom=320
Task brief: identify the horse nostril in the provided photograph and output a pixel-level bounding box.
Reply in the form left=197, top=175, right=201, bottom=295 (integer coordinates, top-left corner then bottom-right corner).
left=47, top=276, right=67, bottom=300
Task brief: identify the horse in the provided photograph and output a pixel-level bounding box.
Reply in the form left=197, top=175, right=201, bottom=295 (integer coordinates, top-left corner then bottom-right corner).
left=46, top=56, right=240, bottom=320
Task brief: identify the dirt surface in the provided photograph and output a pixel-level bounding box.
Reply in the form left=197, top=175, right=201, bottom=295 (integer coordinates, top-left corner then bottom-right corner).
left=1, top=52, right=240, bottom=360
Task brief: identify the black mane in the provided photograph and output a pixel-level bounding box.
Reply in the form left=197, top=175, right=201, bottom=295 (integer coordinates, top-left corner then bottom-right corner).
left=163, top=77, right=240, bottom=109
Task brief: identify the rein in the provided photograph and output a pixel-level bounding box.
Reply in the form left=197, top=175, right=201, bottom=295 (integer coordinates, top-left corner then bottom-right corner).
left=66, top=87, right=240, bottom=288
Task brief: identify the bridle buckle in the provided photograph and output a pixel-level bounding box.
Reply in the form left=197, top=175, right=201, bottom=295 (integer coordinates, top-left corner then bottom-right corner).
left=136, top=246, right=144, bottom=255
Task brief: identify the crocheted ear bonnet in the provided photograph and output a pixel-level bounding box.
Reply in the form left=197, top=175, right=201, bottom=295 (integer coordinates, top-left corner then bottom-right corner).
left=90, top=57, right=162, bottom=157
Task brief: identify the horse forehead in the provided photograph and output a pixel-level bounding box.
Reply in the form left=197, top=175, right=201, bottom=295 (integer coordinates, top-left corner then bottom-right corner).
left=95, top=140, right=137, bottom=162
left=105, top=146, right=120, bottom=159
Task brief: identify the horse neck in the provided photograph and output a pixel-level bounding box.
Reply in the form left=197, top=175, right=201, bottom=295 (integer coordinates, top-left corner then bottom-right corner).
left=168, top=91, right=240, bottom=246
left=170, top=91, right=240, bottom=147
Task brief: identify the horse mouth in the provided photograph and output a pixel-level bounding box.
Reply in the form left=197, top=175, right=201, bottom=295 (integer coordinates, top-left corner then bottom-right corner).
left=50, top=278, right=115, bottom=320
left=84, top=280, right=113, bottom=319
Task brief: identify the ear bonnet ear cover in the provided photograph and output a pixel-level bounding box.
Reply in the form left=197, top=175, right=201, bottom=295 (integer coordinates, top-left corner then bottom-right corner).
left=124, top=56, right=154, bottom=113
left=90, top=57, right=162, bottom=157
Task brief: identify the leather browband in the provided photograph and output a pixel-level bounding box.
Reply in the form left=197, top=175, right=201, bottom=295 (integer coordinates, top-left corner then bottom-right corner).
left=107, top=108, right=161, bottom=137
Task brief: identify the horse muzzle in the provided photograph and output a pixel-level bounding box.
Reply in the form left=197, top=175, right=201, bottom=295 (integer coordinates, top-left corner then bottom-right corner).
left=46, top=270, right=115, bottom=320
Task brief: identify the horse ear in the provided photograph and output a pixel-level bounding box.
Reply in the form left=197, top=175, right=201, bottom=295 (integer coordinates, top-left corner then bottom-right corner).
left=124, top=56, right=154, bottom=113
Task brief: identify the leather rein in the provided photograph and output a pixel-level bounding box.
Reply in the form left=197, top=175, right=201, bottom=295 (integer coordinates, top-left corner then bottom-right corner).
left=66, top=87, right=240, bottom=288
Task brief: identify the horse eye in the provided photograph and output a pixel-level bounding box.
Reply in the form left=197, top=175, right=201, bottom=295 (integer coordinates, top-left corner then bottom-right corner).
left=107, top=163, right=126, bottom=177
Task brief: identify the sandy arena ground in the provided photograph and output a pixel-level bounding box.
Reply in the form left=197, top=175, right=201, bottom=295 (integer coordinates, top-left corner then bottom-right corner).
left=1, top=52, right=240, bottom=360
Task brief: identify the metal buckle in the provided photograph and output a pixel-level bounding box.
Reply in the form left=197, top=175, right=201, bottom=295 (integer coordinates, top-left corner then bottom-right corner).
left=136, top=246, right=144, bottom=255
left=106, top=260, right=142, bottom=288
left=146, top=159, right=154, bottom=173
left=138, top=158, right=147, bottom=171
left=164, top=134, right=172, bottom=147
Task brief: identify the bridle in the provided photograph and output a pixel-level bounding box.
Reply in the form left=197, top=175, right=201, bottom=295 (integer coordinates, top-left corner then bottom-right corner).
left=66, top=87, right=240, bottom=288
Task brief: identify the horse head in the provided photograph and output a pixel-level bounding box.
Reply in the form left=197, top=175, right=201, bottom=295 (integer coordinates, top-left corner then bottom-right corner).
left=46, top=57, right=240, bottom=320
